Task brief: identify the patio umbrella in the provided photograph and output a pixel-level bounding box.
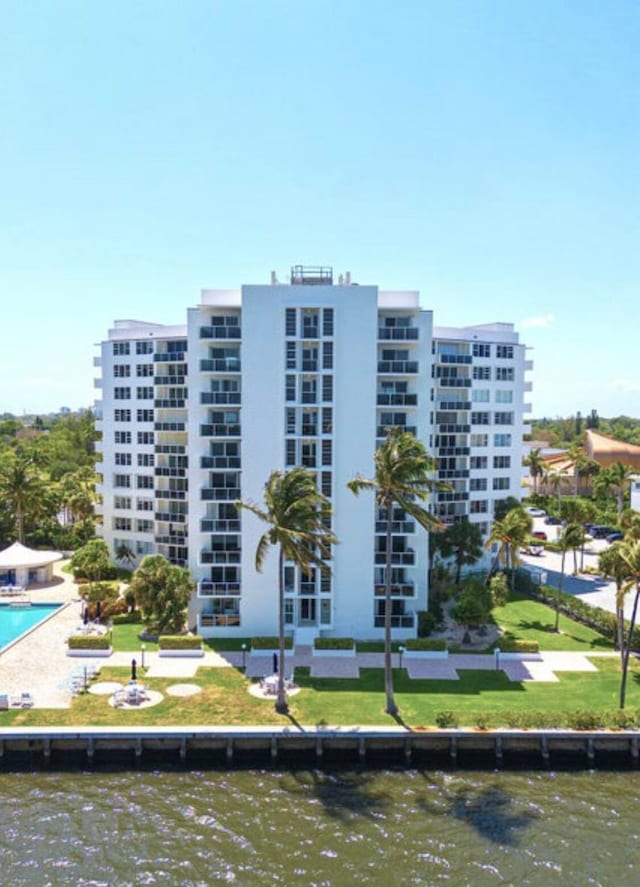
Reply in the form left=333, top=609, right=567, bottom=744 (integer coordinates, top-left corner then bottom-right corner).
left=131, top=658, right=137, bottom=682
left=273, top=652, right=278, bottom=674
left=83, top=606, right=89, bottom=625
left=95, top=600, right=102, bottom=623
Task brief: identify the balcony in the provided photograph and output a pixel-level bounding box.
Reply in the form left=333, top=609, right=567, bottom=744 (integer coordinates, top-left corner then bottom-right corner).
left=154, top=489, right=187, bottom=500
left=437, top=446, right=470, bottom=457
left=438, top=423, right=470, bottom=433
left=377, top=425, right=416, bottom=438
left=201, top=487, right=241, bottom=501
left=437, top=491, right=469, bottom=502
left=374, top=583, right=415, bottom=598
left=374, top=520, right=416, bottom=534
left=437, top=400, right=471, bottom=410
left=200, top=518, right=241, bottom=533
left=200, top=550, right=241, bottom=565
left=301, top=424, right=318, bottom=437
left=301, top=392, right=317, bottom=404
left=155, top=444, right=186, bottom=454
left=301, top=360, right=318, bottom=372
left=376, top=393, right=418, bottom=406
left=199, top=613, right=240, bottom=627
left=154, top=398, right=186, bottom=409
left=154, top=512, right=187, bottom=523
left=200, top=455, right=241, bottom=469
left=436, top=378, right=472, bottom=388
left=200, top=358, right=241, bottom=373
left=437, top=469, right=470, bottom=479
left=200, top=423, right=241, bottom=437
left=198, top=580, right=241, bottom=596
left=154, top=352, right=186, bottom=362
left=154, top=467, right=187, bottom=478
left=154, top=375, right=186, bottom=385
left=200, top=391, right=241, bottom=405
left=155, top=533, right=187, bottom=546
left=374, top=614, right=415, bottom=629
left=438, top=354, right=472, bottom=364
left=375, top=550, right=415, bottom=566
left=199, top=325, right=241, bottom=339
left=154, top=421, right=186, bottom=431
left=377, top=360, right=419, bottom=374
left=378, top=327, right=419, bottom=341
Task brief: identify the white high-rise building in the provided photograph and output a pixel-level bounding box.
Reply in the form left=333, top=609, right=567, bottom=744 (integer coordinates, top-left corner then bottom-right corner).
left=94, top=267, right=531, bottom=641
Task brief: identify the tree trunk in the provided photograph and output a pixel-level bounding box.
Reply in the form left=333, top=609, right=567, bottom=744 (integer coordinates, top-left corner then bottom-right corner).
left=384, top=509, right=397, bottom=716
left=555, top=551, right=566, bottom=632
left=616, top=600, right=625, bottom=663
left=275, top=547, right=288, bottom=715
left=620, top=584, right=640, bottom=709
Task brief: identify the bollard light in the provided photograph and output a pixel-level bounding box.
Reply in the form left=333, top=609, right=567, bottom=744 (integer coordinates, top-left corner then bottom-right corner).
left=495, top=647, right=500, bottom=671
left=141, top=644, right=146, bottom=669
left=398, top=645, right=405, bottom=670
left=241, top=643, right=247, bottom=670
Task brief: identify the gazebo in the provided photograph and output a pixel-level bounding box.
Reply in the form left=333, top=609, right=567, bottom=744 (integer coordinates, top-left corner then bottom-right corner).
left=0, top=541, right=63, bottom=588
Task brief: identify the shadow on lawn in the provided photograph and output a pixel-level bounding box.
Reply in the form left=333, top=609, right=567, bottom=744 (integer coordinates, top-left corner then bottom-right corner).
left=509, top=620, right=611, bottom=649
left=295, top=668, right=526, bottom=696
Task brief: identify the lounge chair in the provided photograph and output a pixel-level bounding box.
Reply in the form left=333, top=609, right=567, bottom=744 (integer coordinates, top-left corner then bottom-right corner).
left=20, top=692, right=34, bottom=708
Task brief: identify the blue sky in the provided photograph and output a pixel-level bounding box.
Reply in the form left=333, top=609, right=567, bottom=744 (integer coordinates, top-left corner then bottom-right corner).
left=1, top=0, right=638, bottom=418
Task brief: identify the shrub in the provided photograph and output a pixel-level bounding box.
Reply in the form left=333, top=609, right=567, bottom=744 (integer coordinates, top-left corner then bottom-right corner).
left=251, top=636, right=293, bottom=650
left=313, top=637, right=354, bottom=650
left=67, top=634, right=111, bottom=650
left=566, top=710, right=605, bottom=731
left=158, top=635, right=203, bottom=650
left=497, top=638, right=540, bottom=653
left=85, top=582, right=119, bottom=605
left=609, top=709, right=638, bottom=730
left=405, top=638, right=448, bottom=651
left=418, top=604, right=444, bottom=637
left=435, top=710, right=458, bottom=728
left=111, top=611, right=143, bottom=625
left=475, top=712, right=490, bottom=730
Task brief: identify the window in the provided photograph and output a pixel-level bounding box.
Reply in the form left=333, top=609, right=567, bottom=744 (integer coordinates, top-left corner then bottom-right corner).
left=322, top=407, right=333, bottom=434
left=470, top=500, right=488, bottom=514
left=494, top=433, right=512, bottom=447
left=493, top=477, right=510, bottom=490
left=322, top=440, right=332, bottom=466
left=494, top=411, right=513, bottom=425
left=114, top=517, right=131, bottom=531
left=114, top=474, right=131, bottom=488
left=114, top=496, right=131, bottom=509
left=470, top=478, right=487, bottom=491
left=137, top=386, right=154, bottom=399
left=496, top=344, right=514, bottom=359
left=285, top=308, right=296, bottom=336
left=496, top=367, right=514, bottom=382
left=137, top=363, right=154, bottom=377
left=137, top=409, right=154, bottom=422
left=286, top=342, right=296, bottom=369
left=114, top=431, right=132, bottom=444
left=114, top=365, right=130, bottom=377
left=137, top=431, right=155, bottom=445
left=115, top=453, right=132, bottom=466
left=322, top=376, right=333, bottom=402
left=472, top=343, right=490, bottom=358
left=114, top=387, right=131, bottom=400
left=113, top=342, right=130, bottom=356
left=473, top=366, right=491, bottom=380
left=470, top=456, right=488, bottom=470
left=471, top=411, right=490, bottom=425
left=472, top=389, right=490, bottom=403
left=137, top=475, right=154, bottom=489
left=322, top=341, right=333, bottom=370
left=114, top=409, right=131, bottom=422
left=321, top=471, right=332, bottom=497
left=470, top=433, right=488, bottom=447
left=137, top=498, right=154, bottom=511
left=323, top=308, right=334, bottom=336
left=495, top=390, right=513, bottom=403
left=286, top=408, right=296, bottom=435
left=137, top=453, right=155, bottom=467
left=301, top=441, right=316, bottom=467
left=136, top=519, right=153, bottom=533
left=136, top=341, right=154, bottom=355
left=285, top=375, right=296, bottom=402
left=286, top=440, right=296, bottom=466
left=493, top=455, right=511, bottom=469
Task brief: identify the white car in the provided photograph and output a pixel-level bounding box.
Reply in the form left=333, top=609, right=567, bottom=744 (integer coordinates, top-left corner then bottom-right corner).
left=525, top=507, right=546, bottom=517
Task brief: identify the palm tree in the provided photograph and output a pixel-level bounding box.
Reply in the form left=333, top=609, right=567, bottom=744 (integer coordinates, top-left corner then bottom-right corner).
left=594, top=462, right=634, bottom=515
left=598, top=542, right=630, bottom=660
left=524, top=448, right=545, bottom=495
left=485, top=507, right=532, bottom=591
left=432, top=518, right=483, bottom=585
left=618, top=508, right=640, bottom=541
left=617, top=540, right=640, bottom=709
left=0, top=451, right=48, bottom=543
left=554, top=522, right=585, bottom=631
left=238, top=468, right=336, bottom=715
left=348, top=428, right=443, bottom=716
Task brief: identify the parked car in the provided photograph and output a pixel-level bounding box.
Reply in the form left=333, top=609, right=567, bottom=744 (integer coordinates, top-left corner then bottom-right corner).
left=590, top=526, right=616, bottom=539
left=544, top=516, right=562, bottom=525
left=525, top=507, right=546, bottom=517
left=532, top=531, right=548, bottom=541
left=606, top=532, right=624, bottom=543
left=528, top=544, right=545, bottom=556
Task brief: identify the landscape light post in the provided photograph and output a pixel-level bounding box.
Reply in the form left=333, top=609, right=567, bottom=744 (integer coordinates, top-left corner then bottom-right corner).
left=398, top=645, right=405, bottom=671
left=241, top=643, right=247, bottom=670
left=141, top=644, right=146, bottom=669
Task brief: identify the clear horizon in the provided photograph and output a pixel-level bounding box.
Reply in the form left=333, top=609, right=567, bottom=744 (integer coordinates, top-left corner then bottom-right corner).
left=2, top=1, right=638, bottom=417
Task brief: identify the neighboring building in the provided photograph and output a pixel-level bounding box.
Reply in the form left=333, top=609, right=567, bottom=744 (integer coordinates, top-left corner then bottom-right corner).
left=95, top=268, right=531, bottom=640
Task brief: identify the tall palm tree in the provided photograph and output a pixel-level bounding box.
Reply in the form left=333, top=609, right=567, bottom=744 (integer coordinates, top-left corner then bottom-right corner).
left=617, top=540, right=640, bottom=709
left=594, top=462, right=633, bottom=515
left=524, top=448, right=545, bottom=495
left=554, top=522, right=585, bottom=631
left=485, top=507, right=532, bottom=590
left=599, top=542, right=630, bottom=660
left=0, top=451, right=47, bottom=543
left=238, top=468, right=337, bottom=714
left=348, top=428, right=443, bottom=716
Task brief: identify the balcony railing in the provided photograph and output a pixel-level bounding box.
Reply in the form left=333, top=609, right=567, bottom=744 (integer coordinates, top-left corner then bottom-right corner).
left=438, top=354, right=472, bottom=364
left=200, top=423, right=241, bottom=437
left=154, top=512, right=187, bottom=523
left=437, top=446, right=470, bottom=456
left=199, top=613, right=240, bottom=627
left=155, top=444, right=186, bottom=454
left=378, top=327, right=419, bottom=340
left=154, top=467, right=187, bottom=477
left=374, top=614, right=415, bottom=628
left=154, top=399, right=186, bottom=409
left=377, top=360, right=419, bottom=374
left=201, top=488, right=241, bottom=500
left=154, top=422, right=186, bottom=431
left=154, top=352, right=186, bottom=362
left=374, top=584, right=415, bottom=597
left=437, top=400, right=471, bottom=410
left=154, top=489, right=187, bottom=500
left=200, top=455, right=241, bottom=469
left=198, top=580, right=241, bottom=596
left=154, top=375, right=186, bottom=386
left=200, top=358, right=241, bottom=372
left=155, top=533, right=187, bottom=546
left=436, top=378, right=472, bottom=388
left=200, top=550, right=241, bottom=565
left=374, top=520, right=416, bottom=534
left=377, top=425, right=416, bottom=438
left=200, top=392, right=241, bottom=405
left=376, top=393, right=418, bottom=406
left=200, top=518, right=241, bottom=533
left=374, top=550, right=415, bottom=565
left=437, top=469, right=470, bottom=479
left=199, top=326, right=241, bottom=339
left=437, top=424, right=470, bottom=433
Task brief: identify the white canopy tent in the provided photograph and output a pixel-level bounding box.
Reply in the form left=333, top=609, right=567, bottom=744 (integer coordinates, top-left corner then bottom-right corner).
left=0, top=541, right=63, bottom=587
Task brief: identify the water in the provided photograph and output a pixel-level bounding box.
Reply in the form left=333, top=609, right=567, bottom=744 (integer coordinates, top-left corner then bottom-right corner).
left=1, top=765, right=639, bottom=885
left=0, top=603, right=60, bottom=649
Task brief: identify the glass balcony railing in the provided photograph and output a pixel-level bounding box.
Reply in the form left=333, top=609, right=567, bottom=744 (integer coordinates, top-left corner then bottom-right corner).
left=378, top=327, right=419, bottom=340
left=377, top=360, right=419, bottom=374
left=200, top=392, right=241, bottom=405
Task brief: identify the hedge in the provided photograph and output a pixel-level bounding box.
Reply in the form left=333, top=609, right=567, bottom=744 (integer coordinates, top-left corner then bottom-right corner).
left=313, top=637, right=354, bottom=650
left=158, top=635, right=203, bottom=650
left=111, top=611, right=143, bottom=625
left=251, top=636, right=293, bottom=650
left=497, top=638, right=540, bottom=653
left=67, top=634, right=111, bottom=650
left=405, top=638, right=448, bottom=651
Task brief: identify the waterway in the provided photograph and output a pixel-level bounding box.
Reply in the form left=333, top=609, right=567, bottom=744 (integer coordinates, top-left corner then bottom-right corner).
left=1, top=765, right=638, bottom=885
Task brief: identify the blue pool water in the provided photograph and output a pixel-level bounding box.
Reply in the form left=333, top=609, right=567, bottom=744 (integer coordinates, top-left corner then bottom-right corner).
left=0, top=603, right=60, bottom=649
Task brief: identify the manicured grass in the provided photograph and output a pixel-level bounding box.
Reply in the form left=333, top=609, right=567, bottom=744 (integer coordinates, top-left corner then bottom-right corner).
left=110, top=624, right=158, bottom=652
left=491, top=589, right=613, bottom=652
left=355, top=641, right=404, bottom=653
left=2, top=657, right=638, bottom=729
left=203, top=637, right=252, bottom=652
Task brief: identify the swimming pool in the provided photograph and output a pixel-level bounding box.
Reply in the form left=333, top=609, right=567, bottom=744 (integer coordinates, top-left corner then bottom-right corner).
left=0, top=604, right=61, bottom=650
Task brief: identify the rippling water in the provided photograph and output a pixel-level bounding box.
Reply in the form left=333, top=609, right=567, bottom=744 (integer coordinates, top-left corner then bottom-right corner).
left=1, top=766, right=639, bottom=885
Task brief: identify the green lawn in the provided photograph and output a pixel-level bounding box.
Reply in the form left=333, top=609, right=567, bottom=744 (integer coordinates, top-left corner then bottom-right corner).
left=2, top=657, right=638, bottom=729
left=491, top=590, right=613, bottom=652
left=110, top=623, right=158, bottom=652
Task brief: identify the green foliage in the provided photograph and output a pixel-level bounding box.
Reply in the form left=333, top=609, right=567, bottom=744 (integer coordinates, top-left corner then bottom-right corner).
left=158, top=635, right=203, bottom=650
left=70, top=539, right=111, bottom=582
left=497, top=638, right=540, bottom=653
left=431, top=518, right=483, bottom=583
left=493, top=496, right=521, bottom=521
left=435, top=710, right=458, bottom=728
left=488, top=572, right=509, bottom=607
left=128, top=554, right=194, bottom=634
left=251, top=636, right=293, bottom=649
left=111, top=611, right=143, bottom=625
left=405, top=638, right=447, bottom=651
left=417, top=609, right=440, bottom=637
left=566, top=710, right=605, bottom=730
left=67, top=634, right=111, bottom=650
left=313, top=637, right=355, bottom=650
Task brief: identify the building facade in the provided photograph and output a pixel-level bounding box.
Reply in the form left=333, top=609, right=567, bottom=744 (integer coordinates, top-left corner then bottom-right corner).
left=95, top=268, right=531, bottom=641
